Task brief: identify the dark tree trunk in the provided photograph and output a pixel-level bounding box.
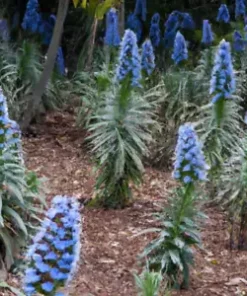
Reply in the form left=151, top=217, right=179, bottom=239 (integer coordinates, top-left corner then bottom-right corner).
left=20, top=0, right=69, bottom=130
left=85, top=18, right=98, bottom=71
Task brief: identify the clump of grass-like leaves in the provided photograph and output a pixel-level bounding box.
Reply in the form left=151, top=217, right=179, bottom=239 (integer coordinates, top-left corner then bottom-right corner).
left=0, top=89, right=45, bottom=272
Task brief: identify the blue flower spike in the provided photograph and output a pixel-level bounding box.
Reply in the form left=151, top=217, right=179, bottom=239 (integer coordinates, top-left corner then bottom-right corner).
left=141, top=39, right=155, bottom=75
left=201, top=20, right=214, bottom=46
left=235, top=0, right=246, bottom=19
left=134, top=0, right=147, bottom=21
left=149, top=13, right=161, bottom=47
left=172, top=31, right=188, bottom=65
left=116, top=29, right=142, bottom=87
left=217, top=4, right=230, bottom=23
left=104, top=8, right=121, bottom=47
left=22, top=0, right=41, bottom=33
left=210, top=39, right=235, bottom=104
left=23, top=195, right=82, bottom=296
left=233, top=30, right=245, bottom=52
left=173, top=124, right=209, bottom=185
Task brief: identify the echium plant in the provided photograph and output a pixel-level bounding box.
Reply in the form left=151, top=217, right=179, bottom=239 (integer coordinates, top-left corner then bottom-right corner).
left=199, top=39, right=240, bottom=189
left=24, top=195, right=82, bottom=296
left=149, top=13, right=161, bottom=48
left=172, top=31, right=188, bottom=65
left=88, top=29, right=157, bottom=209
left=116, top=29, right=141, bottom=87
left=201, top=20, right=214, bottom=46
left=216, top=4, right=230, bottom=23
left=141, top=40, right=155, bottom=76
left=134, top=0, right=147, bottom=21
left=233, top=31, right=245, bottom=52
left=22, top=0, right=41, bottom=33
left=104, top=8, right=121, bottom=47
left=141, top=124, right=207, bottom=289
left=235, top=0, right=245, bottom=19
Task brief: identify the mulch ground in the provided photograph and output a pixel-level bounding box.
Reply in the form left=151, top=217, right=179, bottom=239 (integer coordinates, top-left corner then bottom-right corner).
left=1, top=111, right=247, bottom=296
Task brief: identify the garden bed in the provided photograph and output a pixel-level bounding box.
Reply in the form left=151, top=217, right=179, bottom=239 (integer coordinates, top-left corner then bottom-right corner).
left=2, top=111, right=247, bottom=296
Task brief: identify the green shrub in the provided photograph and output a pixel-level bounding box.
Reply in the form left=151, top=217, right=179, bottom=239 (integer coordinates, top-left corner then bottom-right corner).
left=87, top=84, right=158, bottom=208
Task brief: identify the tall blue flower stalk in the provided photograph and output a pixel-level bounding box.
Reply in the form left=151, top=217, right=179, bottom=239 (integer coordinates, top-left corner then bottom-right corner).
left=0, top=20, right=9, bottom=41
left=164, top=11, right=180, bottom=48
left=116, top=29, right=141, bottom=87
left=235, top=0, right=246, bottom=19
left=233, top=30, right=245, bottom=52
left=56, top=47, right=65, bottom=76
left=22, top=0, right=41, bottom=33
left=210, top=40, right=235, bottom=104
left=39, top=14, right=56, bottom=45
left=23, top=195, right=82, bottom=296
left=141, top=40, right=155, bottom=75
left=104, top=8, right=121, bottom=47
left=134, top=0, right=147, bottom=21
left=173, top=124, right=208, bottom=185
left=201, top=20, right=214, bottom=46
left=216, top=4, right=230, bottom=23
left=149, top=13, right=160, bottom=47
left=164, top=11, right=194, bottom=48
left=181, top=12, right=195, bottom=29
left=126, top=13, right=142, bottom=42
left=172, top=31, right=188, bottom=65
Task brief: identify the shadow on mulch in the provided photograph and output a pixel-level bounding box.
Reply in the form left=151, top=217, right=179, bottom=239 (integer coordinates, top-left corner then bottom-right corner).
left=2, top=111, right=247, bottom=296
